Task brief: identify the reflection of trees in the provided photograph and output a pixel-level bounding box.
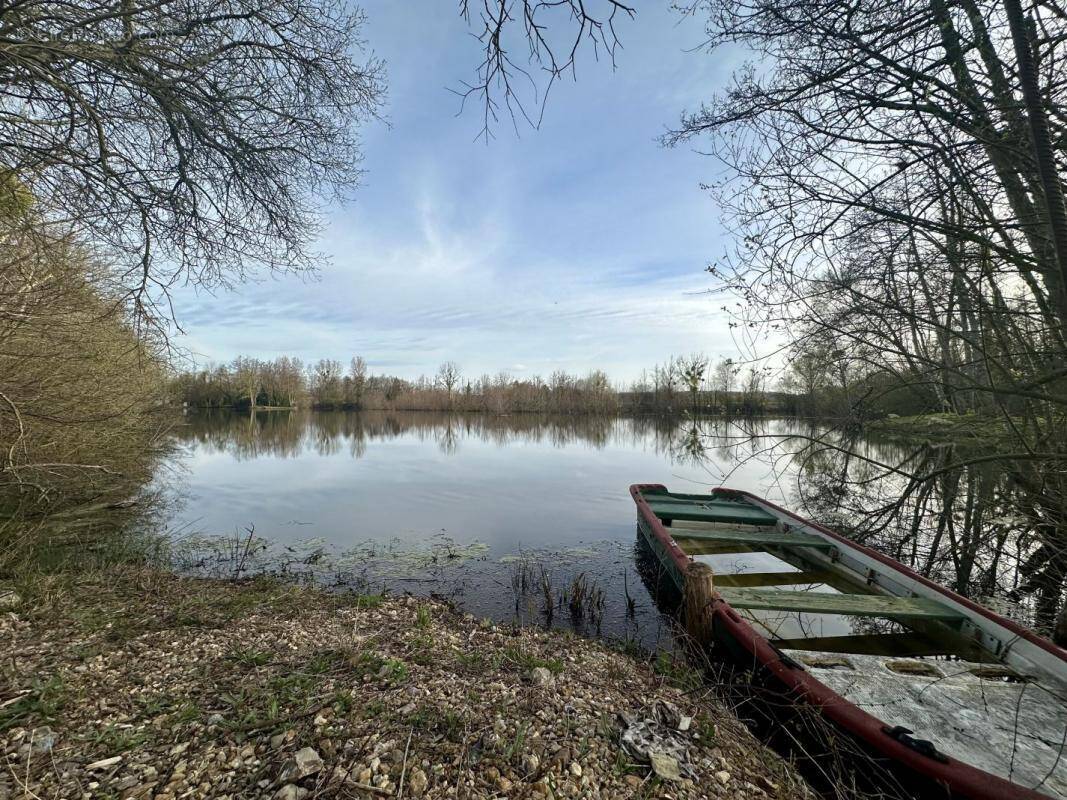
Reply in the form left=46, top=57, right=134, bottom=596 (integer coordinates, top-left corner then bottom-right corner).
left=175, top=409, right=636, bottom=457
left=757, top=428, right=1050, bottom=628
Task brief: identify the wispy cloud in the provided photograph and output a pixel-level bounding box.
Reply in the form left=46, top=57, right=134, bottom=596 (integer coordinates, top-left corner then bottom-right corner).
left=171, top=3, right=738, bottom=381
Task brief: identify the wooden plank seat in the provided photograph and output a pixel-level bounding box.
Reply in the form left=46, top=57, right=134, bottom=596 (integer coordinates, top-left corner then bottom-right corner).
left=717, top=587, right=962, bottom=621
left=671, top=529, right=835, bottom=550
left=713, top=570, right=830, bottom=588
left=645, top=501, right=778, bottom=526
left=771, top=632, right=992, bottom=661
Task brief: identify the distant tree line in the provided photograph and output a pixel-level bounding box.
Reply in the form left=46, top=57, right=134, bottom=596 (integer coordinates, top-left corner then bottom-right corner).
left=171, top=354, right=796, bottom=416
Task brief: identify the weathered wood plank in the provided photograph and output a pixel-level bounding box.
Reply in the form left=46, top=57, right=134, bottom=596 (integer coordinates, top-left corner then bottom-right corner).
left=646, top=502, right=778, bottom=525
left=772, top=632, right=992, bottom=661
left=671, top=530, right=835, bottom=550
left=714, top=570, right=829, bottom=588
left=718, top=588, right=961, bottom=620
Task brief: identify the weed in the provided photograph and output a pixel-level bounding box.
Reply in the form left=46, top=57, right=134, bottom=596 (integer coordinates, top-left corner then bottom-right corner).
left=361, top=699, right=386, bottom=719
left=86, top=724, right=149, bottom=752
left=454, top=649, right=485, bottom=671
left=379, top=658, right=408, bottom=682
left=502, top=644, right=563, bottom=675
left=503, top=722, right=528, bottom=763
left=415, top=605, right=431, bottom=628
left=653, top=650, right=703, bottom=692
left=352, top=593, right=384, bottom=610
left=0, top=676, right=66, bottom=732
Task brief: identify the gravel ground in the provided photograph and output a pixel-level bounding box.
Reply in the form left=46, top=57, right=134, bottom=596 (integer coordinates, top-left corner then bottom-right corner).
left=0, top=569, right=815, bottom=799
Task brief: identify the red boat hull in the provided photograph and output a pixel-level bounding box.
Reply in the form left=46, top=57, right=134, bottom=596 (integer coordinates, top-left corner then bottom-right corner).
left=631, top=483, right=1064, bottom=800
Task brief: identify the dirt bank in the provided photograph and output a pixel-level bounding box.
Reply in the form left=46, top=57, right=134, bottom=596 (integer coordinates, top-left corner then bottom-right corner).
left=0, top=569, right=813, bottom=799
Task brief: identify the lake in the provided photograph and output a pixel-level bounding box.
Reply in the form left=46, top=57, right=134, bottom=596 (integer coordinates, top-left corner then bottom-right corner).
left=161, top=410, right=1034, bottom=647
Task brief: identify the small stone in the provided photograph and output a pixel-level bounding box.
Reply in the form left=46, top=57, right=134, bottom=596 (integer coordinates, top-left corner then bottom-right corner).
left=624, top=774, right=643, bottom=788
left=0, top=590, right=20, bottom=609
left=569, top=762, right=582, bottom=778
left=86, top=756, right=123, bottom=771
left=313, top=713, right=328, bottom=727
left=113, top=775, right=139, bottom=790
left=270, top=733, right=287, bottom=749
left=408, top=767, right=428, bottom=797
left=206, top=714, right=224, bottom=726
left=715, top=770, right=731, bottom=785
left=274, top=785, right=308, bottom=800
left=169, top=742, right=189, bottom=756
left=293, top=747, right=323, bottom=778
left=498, top=776, right=513, bottom=792
left=649, top=752, right=681, bottom=782
left=678, top=715, right=692, bottom=732
left=529, top=667, right=555, bottom=688
left=522, top=753, right=540, bottom=774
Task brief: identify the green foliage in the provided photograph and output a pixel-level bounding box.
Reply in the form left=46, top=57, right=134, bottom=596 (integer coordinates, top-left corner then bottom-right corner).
left=501, top=643, right=564, bottom=675
left=0, top=676, right=67, bottom=732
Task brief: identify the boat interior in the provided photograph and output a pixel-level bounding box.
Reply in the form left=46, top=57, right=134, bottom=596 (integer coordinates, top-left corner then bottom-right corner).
left=637, top=487, right=1067, bottom=798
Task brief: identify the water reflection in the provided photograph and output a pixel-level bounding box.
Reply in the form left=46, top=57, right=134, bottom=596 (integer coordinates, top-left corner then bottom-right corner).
left=164, top=410, right=1047, bottom=641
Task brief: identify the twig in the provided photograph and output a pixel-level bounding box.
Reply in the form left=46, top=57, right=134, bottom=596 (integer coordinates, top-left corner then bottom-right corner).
left=397, top=726, right=413, bottom=797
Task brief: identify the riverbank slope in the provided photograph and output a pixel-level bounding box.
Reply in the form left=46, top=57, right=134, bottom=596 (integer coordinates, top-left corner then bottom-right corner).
left=0, top=569, right=812, bottom=799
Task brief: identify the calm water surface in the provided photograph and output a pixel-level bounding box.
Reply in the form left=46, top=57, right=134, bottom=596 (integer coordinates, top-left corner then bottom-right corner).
left=164, top=410, right=812, bottom=647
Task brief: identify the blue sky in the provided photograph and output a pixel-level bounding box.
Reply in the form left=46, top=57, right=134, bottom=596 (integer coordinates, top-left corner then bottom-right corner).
left=173, top=3, right=743, bottom=384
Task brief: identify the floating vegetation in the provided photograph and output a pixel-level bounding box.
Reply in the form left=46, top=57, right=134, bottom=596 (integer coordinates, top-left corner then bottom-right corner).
left=171, top=530, right=489, bottom=588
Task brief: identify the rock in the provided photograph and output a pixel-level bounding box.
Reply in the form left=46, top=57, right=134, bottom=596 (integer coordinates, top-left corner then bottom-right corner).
left=270, top=733, right=287, bottom=749
left=293, top=747, right=323, bottom=778
left=169, top=742, right=189, bottom=756
left=529, top=667, right=555, bottom=687
left=677, top=715, right=692, bottom=732
left=649, top=751, right=681, bottom=782
left=715, top=770, right=731, bottom=784
left=522, top=753, right=540, bottom=774
left=274, top=785, right=308, bottom=800
left=407, top=767, right=428, bottom=797
left=569, top=762, right=582, bottom=778
left=86, top=756, right=123, bottom=771
left=0, top=590, right=20, bottom=609
left=206, top=714, right=224, bottom=726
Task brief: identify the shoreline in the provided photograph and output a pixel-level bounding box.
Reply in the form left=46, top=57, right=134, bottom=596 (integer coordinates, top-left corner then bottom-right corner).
left=1, top=568, right=813, bottom=799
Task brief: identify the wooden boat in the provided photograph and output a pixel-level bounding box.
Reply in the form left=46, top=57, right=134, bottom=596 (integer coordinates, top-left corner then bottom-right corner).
left=631, top=483, right=1067, bottom=800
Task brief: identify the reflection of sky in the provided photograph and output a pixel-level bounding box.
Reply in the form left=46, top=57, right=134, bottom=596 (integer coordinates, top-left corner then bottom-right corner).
left=163, top=412, right=802, bottom=646
left=169, top=414, right=795, bottom=551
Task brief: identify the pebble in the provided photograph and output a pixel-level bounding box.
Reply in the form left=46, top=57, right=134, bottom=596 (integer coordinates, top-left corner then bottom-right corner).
left=1, top=589, right=815, bottom=800
left=293, top=747, right=323, bottom=778
left=273, top=785, right=308, bottom=800
left=529, top=666, right=555, bottom=687
left=408, top=767, right=428, bottom=797
left=86, top=756, right=123, bottom=771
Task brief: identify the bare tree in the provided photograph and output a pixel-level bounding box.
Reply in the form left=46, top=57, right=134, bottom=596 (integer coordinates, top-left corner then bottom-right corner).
left=436, top=362, right=462, bottom=406
left=0, top=0, right=385, bottom=328
left=457, top=0, right=634, bottom=138
left=348, top=357, right=369, bottom=409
